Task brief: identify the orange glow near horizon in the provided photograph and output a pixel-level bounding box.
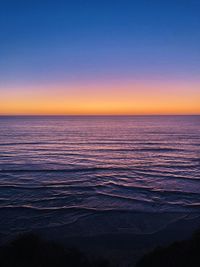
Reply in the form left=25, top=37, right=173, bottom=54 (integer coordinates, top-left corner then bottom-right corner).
left=0, top=81, right=200, bottom=115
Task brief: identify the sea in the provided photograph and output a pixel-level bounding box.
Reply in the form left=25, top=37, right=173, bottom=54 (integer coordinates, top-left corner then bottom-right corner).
left=0, top=115, right=200, bottom=237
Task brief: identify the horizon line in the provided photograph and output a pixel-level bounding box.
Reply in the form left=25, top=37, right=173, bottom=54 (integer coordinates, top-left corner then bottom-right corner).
left=0, top=114, right=200, bottom=117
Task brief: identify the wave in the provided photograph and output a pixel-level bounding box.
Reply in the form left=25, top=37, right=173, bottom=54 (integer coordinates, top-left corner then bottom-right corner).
left=1, top=203, right=200, bottom=214
left=0, top=205, right=147, bottom=213
left=0, top=167, right=129, bottom=174
left=0, top=166, right=154, bottom=174
left=0, top=165, right=198, bottom=175
left=1, top=182, right=200, bottom=205
left=102, top=181, right=200, bottom=196
left=0, top=183, right=100, bottom=191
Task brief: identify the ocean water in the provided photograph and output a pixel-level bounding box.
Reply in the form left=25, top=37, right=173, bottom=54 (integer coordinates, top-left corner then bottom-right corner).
left=0, top=115, right=200, bottom=236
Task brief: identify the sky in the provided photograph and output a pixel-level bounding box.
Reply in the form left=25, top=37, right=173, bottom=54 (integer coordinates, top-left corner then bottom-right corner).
left=0, top=0, right=200, bottom=115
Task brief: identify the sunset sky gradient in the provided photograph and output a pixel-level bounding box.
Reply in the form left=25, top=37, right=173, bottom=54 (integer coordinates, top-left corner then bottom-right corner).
left=0, top=0, right=199, bottom=115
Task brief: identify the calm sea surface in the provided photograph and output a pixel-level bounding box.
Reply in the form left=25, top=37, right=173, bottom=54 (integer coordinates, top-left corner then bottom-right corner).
left=0, top=116, right=200, bottom=235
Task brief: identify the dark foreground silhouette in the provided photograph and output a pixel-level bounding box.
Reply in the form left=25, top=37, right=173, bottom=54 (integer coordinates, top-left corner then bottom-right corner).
left=136, top=230, right=200, bottom=267
left=0, top=233, right=111, bottom=267
left=0, top=230, right=200, bottom=267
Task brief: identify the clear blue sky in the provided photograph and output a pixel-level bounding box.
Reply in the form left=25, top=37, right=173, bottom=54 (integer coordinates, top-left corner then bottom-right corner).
left=0, top=0, right=199, bottom=86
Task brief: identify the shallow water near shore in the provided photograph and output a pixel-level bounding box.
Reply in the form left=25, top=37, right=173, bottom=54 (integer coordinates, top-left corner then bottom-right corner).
left=0, top=115, right=200, bottom=238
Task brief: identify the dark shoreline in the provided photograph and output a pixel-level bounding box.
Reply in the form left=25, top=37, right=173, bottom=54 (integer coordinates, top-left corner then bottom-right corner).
left=1, top=212, right=200, bottom=266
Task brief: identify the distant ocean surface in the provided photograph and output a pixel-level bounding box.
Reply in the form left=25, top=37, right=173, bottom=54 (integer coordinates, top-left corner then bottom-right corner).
left=0, top=115, right=200, bottom=236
